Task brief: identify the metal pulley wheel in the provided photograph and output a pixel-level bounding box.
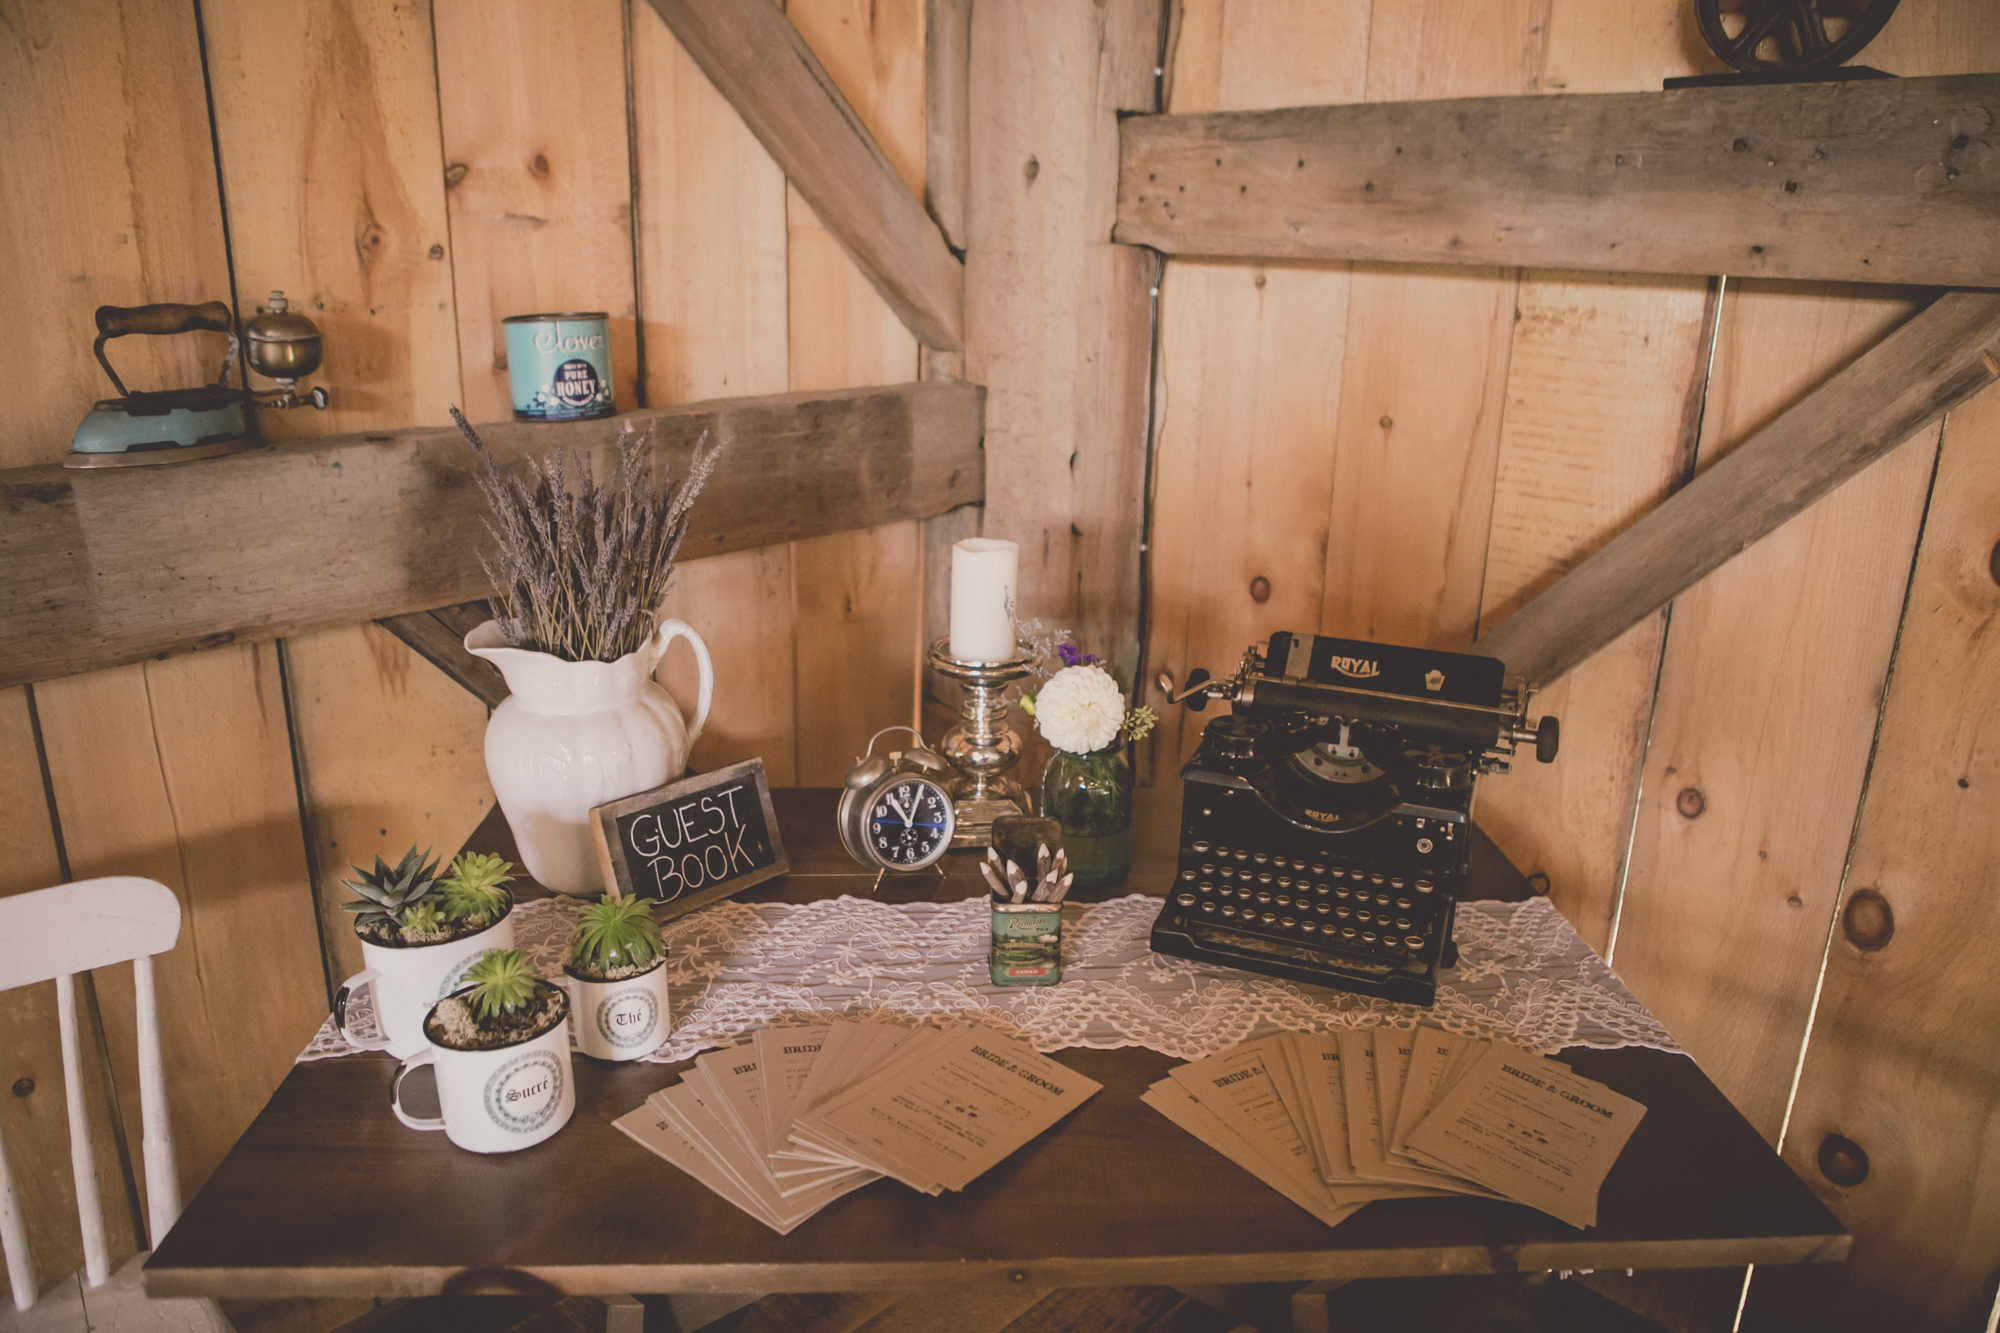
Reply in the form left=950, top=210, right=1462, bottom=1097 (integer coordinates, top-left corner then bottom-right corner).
left=1694, top=0, right=1901, bottom=74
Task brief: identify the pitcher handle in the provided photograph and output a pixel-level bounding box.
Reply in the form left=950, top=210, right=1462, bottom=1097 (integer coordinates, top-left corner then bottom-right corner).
left=656, top=619, right=713, bottom=754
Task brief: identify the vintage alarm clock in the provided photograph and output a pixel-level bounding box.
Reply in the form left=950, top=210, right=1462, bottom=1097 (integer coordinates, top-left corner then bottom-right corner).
left=838, top=726, right=958, bottom=876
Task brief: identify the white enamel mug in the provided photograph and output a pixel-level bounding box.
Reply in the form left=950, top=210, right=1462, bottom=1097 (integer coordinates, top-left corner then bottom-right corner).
left=562, top=959, right=671, bottom=1061
left=334, top=907, right=516, bottom=1059
left=390, top=983, right=576, bottom=1154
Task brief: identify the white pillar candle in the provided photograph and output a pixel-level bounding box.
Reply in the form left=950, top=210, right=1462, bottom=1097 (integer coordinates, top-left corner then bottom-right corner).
left=949, top=538, right=1019, bottom=661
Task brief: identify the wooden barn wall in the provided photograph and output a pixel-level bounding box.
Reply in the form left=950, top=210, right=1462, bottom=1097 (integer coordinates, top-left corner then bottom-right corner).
left=0, top=0, right=927, bottom=1300
left=1140, top=2, right=2000, bottom=1330
left=5, top=1, right=2000, bottom=1328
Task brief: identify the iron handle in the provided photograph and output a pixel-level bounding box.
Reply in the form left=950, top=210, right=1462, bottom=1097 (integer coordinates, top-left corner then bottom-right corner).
left=94, top=301, right=234, bottom=339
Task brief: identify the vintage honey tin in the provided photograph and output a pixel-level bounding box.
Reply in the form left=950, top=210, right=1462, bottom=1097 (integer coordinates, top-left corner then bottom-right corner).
left=503, top=313, right=615, bottom=421
left=990, top=902, right=1062, bottom=986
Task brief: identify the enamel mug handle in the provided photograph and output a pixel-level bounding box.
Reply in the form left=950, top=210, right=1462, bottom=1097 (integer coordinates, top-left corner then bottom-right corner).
left=657, top=619, right=713, bottom=754
left=333, top=967, right=393, bottom=1052
left=390, top=1049, right=447, bottom=1131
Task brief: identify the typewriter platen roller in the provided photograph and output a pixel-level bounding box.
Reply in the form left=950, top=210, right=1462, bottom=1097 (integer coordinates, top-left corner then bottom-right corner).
left=1148, top=632, right=1559, bottom=1006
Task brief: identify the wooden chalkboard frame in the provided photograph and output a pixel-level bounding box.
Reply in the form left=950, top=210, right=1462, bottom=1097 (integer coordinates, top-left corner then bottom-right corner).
left=588, top=758, right=789, bottom=921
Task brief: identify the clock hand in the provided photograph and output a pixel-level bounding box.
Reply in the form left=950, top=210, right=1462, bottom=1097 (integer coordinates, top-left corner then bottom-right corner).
left=884, top=791, right=913, bottom=825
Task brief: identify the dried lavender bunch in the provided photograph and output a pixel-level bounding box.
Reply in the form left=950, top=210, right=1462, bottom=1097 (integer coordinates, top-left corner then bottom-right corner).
left=453, top=407, right=725, bottom=663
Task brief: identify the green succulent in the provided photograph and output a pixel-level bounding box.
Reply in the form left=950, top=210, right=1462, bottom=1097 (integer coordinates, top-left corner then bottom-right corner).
left=400, top=902, right=447, bottom=940
left=439, top=851, right=515, bottom=925
left=340, top=845, right=443, bottom=932
left=569, top=894, right=664, bottom=975
left=462, top=948, right=539, bottom=1022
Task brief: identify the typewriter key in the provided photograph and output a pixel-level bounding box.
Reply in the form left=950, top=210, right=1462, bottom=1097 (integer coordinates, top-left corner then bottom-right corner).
left=1192, top=840, right=1211, bottom=853
left=1396, top=918, right=1412, bottom=930
left=1276, top=876, right=1292, bottom=888
left=1220, top=905, right=1238, bottom=918
left=1234, top=849, right=1250, bottom=862
left=1252, top=852, right=1268, bottom=864
left=1370, top=873, right=1386, bottom=885
left=1315, top=902, right=1331, bottom=915
left=1280, top=916, right=1296, bottom=928
left=1356, top=910, right=1371, bottom=924
left=1327, top=868, right=1345, bottom=880
left=1361, top=931, right=1377, bottom=944
left=1271, top=856, right=1289, bottom=869
left=1311, top=863, right=1327, bottom=875
left=1199, top=882, right=1215, bottom=894
left=1313, top=883, right=1330, bottom=896
left=1335, top=906, right=1352, bottom=919
left=1255, top=890, right=1272, bottom=904
left=1200, top=901, right=1216, bottom=914
left=1179, top=869, right=1196, bottom=882
left=1176, top=893, right=1196, bottom=906
left=1300, top=921, right=1317, bottom=934
left=1335, top=885, right=1353, bottom=899
left=1257, top=873, right=1273, bottom=885
left=1404, top=935, right=1425, bottom=949
left=1396, top=897, right=1412, bottom=909
left=1390, top=877, right=1405, bottom=889
left=1259, top=912, right=1276, bottom=925
left=1201, top=863, right=1217, bottom=875
left=1217, top=867, right=1234, bottom=879
left=1416, top=879, right=1434, bottom=893
left=1341, top=927, right=1357, bottom=940
left=1213, top=846, right=1229, bottom=857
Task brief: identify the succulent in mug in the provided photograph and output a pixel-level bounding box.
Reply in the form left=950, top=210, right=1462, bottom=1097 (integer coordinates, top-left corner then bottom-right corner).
left=439, top=851, right=515, bottom=925
left=340, top=845, right=444, bottom=938
left=462, top=948, right=540, bottom=1022
left=569, top=894, right=664, bottom=977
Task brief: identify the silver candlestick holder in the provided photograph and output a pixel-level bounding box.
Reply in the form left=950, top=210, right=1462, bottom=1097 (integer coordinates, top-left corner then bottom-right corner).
left=927, top=638, right=1036, bottom=847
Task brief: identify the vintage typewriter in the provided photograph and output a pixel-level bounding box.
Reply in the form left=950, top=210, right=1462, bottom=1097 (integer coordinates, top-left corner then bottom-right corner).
left=1149, top=632, right=1560, bottom=1006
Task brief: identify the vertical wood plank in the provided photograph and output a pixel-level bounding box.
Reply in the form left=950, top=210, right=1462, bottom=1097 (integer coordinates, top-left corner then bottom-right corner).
left=1471, top=0, right=1716, bottom=956
left=1473, top=272, right=1712, bottom=951
left=434, top=0, right=639, bottom=425
left=785, top=0, right=925, bottom=785
left=35, top=645, right=325, bottom=1233
left=1316, top=0, right=1548, bottom=653
left=1736, top=8, right=2000, bottom=1325
left=1138, top=0, right=1368, bottom=788
left=0, top=0, right=233, bottom=471
left=0, top=688, right=110, bottom=1301
left=203, top=0, right=493, bottom=983
left=1612, top=283, right=1936, bottom=1142
left=1745, top=382, right=2000, bottom=1332
left=631, top=3, right=798, bottom=781
left=964, top=0, right=1161, bottom=662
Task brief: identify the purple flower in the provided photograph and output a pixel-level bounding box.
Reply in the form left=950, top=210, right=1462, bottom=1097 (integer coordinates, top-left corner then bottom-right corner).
left=1056, top=643, right=1081, bottom=667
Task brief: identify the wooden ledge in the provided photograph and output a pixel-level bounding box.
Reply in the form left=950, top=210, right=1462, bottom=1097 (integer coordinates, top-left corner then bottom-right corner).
left=0, top=381, right=984, bottom=688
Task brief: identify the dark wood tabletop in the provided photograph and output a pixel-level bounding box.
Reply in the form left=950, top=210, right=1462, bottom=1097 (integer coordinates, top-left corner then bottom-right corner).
left=145, top=788, right=1847, bottom=1299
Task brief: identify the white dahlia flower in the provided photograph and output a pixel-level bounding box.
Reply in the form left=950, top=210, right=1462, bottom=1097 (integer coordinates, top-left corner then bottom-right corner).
left=1033, top=664, right=1126, bottom=754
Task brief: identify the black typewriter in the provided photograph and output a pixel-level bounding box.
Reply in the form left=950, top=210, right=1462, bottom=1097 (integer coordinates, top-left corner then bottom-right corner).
left=1149, top=632, right=1560, bottom=1006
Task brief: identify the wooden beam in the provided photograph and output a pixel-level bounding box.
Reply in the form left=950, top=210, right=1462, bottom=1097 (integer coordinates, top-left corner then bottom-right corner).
left=1473, top=291, right=2000, bottom=686
left=643, top=0, right=965, bottom=350
left=0, top=380, right=985, bottom=690
left=376, top=602, right=508, bottom=708
left=1115, top=73, right=2000, bottom=288
left=923, top=0, right=971, bottom=255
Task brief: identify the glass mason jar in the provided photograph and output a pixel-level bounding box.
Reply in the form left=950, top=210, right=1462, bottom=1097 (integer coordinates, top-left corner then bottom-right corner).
left=1039, top=746, right=1131, bottom=888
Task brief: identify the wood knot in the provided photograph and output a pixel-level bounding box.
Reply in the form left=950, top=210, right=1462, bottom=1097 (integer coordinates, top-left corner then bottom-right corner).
left=1527, top=872, right=1551, bottom=897
left=1675, top=787, right=1705, bottom=819
left=531, top=153, right=550, bottom=178
left=444, top=162, right=469, bottom=188
left=428, top=244, right=444, bottom=260
left=1010, top=1270, right=1029, bottom=1284
left=1989, top=537, right=2000, bottom=587
left=1024, top=155, right=1040, bottom=184
left=1817, top=1134, right=1868, bottom=1188
left=1842, top=888, right=1894, bottom=951
left=1732, top=138, right=1750, bottom=152
left=10, top=1078, right=31, bottom=1098
left=1249, top=576, right=1271, bottom=603
left=1378, top=415, right=1393, bottom=430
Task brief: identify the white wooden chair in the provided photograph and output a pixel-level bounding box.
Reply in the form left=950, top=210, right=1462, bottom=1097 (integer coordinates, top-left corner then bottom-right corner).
left=0, top=877, right=228, bottom=1330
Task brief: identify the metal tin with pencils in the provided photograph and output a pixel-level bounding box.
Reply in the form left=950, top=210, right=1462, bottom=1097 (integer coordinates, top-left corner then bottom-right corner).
left=986, top=816, right=1065, bottom=987
left=990, top=903, right=1062, bottom=987
left=502, top=312, right=615, bottom=421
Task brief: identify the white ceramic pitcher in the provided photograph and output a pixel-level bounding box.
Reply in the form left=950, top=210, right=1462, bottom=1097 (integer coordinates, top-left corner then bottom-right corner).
left=466, top=618, right=713, bottom=897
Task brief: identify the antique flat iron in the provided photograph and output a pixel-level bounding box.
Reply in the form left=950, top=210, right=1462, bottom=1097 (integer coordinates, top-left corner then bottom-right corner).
left=67, top=294, right=329, bottom=469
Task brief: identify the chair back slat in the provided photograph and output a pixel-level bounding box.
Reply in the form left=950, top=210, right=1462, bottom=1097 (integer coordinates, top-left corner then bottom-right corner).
left=0, top=878, right=181, bottom=991
left=133, top=953, right=181, bottom=1239
left=0, top=1118, right=35, bottom=1311
left=55, top=971, right=111, bottom=1287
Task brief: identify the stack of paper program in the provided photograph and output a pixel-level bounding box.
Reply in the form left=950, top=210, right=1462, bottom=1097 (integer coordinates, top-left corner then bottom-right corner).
left=615, top=1016, right=1102, bottom=1234
left=1144, top=1026, right=1646, bottom=1231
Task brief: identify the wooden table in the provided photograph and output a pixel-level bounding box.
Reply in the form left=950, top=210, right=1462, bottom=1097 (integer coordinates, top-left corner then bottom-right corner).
left=145, top=789, right=1846, bottom=1300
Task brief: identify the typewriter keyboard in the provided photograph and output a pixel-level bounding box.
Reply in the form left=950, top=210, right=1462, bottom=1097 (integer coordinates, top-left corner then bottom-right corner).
left=1165, top=839, right=1451, bottom=970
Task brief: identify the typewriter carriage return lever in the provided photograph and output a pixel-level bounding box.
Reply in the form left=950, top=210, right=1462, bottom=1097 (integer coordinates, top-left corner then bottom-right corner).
left=1147, top=632, right=1560, bottom=1007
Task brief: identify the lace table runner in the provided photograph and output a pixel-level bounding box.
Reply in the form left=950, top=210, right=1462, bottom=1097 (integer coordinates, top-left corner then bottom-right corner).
left=302, top=893, right=1677, bottom=1064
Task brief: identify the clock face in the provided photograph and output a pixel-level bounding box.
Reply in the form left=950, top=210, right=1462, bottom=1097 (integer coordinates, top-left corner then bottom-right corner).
left=867, top=778, right=954, bottom=867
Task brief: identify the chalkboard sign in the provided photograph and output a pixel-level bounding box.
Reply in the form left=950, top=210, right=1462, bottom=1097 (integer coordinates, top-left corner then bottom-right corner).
left=589, top=758, right=789, bottom=920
